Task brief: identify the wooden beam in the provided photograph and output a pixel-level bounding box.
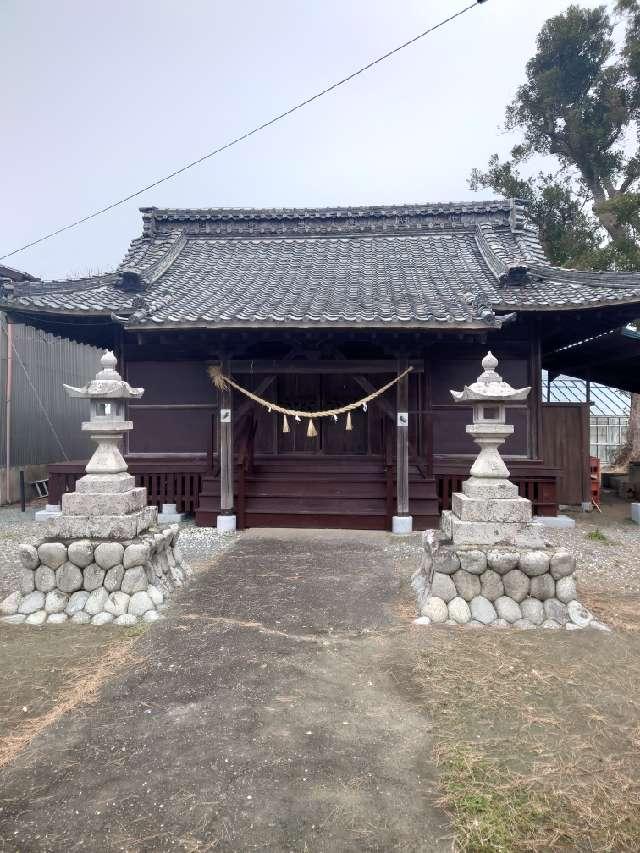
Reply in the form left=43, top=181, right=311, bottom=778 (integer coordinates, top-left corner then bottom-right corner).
left=228, top=359, right=424, bottom=374
left=130, top=403, right=216, bottom=411
left=237, top=375, right=276, bottom=421
left=396, top=358, right=410, bottom=516
left=219, top=359, right=234, bottom=514
left=353, top=373, right=426, bottom=475
left=351, top=375, right=395, bottom=420
left=235, top=346, right=322, bottom=419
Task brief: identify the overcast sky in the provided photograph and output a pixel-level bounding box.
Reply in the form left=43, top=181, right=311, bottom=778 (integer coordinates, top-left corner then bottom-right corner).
left=2, top=0, right=609, bottom=280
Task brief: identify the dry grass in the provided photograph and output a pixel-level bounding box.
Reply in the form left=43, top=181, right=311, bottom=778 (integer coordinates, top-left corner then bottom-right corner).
left=580, top=588, right=640, bottom=633
left=0, top=634, right=142, bottom=769
left=404, top=627, right=640, bottom=852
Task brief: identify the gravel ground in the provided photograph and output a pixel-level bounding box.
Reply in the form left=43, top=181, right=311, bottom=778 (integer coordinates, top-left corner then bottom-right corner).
left=175, top=521, right=237, bottom=566
left=546, top=493, right=640, bottom=594
left=0, top=505, right=45, bottom=601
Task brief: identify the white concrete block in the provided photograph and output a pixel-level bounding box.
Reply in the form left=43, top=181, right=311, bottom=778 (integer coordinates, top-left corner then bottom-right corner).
left=631, top=503, right=640, bottom=525
left=34, top=504, right=62, bottom=522
left=392, top=515, right=413, bottom=535
left=533, top=514, right=576, bottom=529
left=158, top=503, right=188, bottom=523
left=217, top=514, right=237, bottom=533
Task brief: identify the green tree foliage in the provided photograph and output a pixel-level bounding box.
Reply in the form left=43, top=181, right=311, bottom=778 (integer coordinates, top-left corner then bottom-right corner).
left=470, top=1, right=640, bottom=271
left=471, top=2, right=640, bottom=464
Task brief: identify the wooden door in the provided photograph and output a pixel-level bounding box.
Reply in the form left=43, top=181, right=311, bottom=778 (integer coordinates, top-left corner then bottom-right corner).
left=276, top=374, right=368, bottom=454
left=541, top=403, right=590, bottom=505
left=277, top=375, right=322, bottom=453
left=322, top=375, right=367, bottom=454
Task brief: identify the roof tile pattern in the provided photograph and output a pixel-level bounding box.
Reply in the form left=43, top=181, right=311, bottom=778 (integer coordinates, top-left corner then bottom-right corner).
left=5, top=201, right=640, bottom=328
left=142, top=233, right=500, bottom=326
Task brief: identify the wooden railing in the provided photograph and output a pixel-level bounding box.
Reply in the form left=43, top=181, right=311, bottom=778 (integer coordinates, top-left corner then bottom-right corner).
left=48, top=455, right=559, bottom=519
left=436, top=464, right=558, bottom=517
left=48, top=459, right=208, bottom=513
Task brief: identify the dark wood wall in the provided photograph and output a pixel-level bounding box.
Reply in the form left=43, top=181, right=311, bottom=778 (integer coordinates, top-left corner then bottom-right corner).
left=430, top=355, right=532, bottom=458
left=123, top=322, right=541, bottom=462
left=126, top=361, right=217, bottom=455
left=541, top=403, right=590, bottom=504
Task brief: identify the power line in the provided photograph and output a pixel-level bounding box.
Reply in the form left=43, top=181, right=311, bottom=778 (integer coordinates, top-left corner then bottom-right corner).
left=1, top=1, right=487, bottom=262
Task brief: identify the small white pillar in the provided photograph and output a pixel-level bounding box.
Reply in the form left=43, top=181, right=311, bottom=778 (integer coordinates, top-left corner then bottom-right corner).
left=217, top=513, right=237, bottom=533
left=392, top=515, right=413, bottom=535
left=34, top=503, right=62, bottom=522
left=158, top=503, right=187, bottom=523
left=533, top=514, right=576, bottom=529
left=631, top=503, right=640, bottom=525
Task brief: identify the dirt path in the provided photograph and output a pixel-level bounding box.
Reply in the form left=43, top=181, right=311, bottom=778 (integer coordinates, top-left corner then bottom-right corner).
left=0, top=530, right=450, bottom=852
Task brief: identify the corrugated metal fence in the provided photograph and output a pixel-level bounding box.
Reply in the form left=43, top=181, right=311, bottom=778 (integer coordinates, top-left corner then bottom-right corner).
left=0, top=316, right=101, bottom=467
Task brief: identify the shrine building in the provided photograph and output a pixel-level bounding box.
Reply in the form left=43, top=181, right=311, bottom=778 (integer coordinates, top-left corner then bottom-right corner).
left=3, top=200, right=640, bottom=530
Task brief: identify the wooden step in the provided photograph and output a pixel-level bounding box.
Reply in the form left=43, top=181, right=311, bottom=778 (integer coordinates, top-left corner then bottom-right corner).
left=195, top=458, right=439, bottom=530
left=243, top=512, right=440, bottom=532
left=243, top=481, right=437, bottom=499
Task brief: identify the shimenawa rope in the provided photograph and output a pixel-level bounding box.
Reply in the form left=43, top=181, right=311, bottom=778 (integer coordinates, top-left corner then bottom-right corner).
left=208, top=364, right=412, bottom=435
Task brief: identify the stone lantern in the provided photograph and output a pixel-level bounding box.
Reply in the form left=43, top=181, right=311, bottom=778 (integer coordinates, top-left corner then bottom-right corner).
left=48, top=350, right=154, bottom=537
left=0, top=350, right=192, bottom=627
left=441, top=351, right=544, bottom=549
left=63, top=350, right=142, bottom=485
left=411, top=351, right=599, bottom=631
left=450, top=351, right=530, bottom=502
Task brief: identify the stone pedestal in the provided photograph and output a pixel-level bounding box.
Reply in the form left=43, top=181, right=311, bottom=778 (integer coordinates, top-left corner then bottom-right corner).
left=1, top=526, right=192, bottom=626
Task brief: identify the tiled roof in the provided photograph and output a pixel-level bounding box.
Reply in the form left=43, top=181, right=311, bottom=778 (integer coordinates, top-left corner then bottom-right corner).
left=5, top=200, right=640, bottom=329
left=0, top=264, right=38, bottom=283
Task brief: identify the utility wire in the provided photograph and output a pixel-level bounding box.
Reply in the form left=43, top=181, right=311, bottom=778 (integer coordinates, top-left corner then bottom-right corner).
left=1, top=1, right=487, bottom=262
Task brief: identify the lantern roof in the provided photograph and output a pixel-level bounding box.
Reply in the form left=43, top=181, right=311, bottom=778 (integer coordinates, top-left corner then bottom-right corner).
left=450, top=351, right=531, bottom=403
left=63, top=351, right=144, bottom=400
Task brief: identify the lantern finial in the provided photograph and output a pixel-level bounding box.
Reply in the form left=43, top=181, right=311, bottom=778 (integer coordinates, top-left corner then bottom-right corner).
left=101, top=350, right=117, bottom=370
left=481, top=350, right=498, bottom=371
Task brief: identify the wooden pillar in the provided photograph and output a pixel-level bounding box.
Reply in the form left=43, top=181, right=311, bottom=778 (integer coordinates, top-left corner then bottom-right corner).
left=396, top=357, right=410, bottom=517
left=529, top=317, right=543, bottom=460
left=219, top=359, right=234, bottom=515
left=422, top=353, right=434, bottom=476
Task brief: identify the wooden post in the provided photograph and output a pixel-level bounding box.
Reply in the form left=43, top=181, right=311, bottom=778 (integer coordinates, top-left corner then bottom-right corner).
left=5, top=319, right=12, bottom=505
left=396, top=358, right=410, bottom=518
left=219, top=359, right=234, bottom=517
left=422, top=353, right=434, bottom=476
left=529, top=318, right=543, bottom=460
